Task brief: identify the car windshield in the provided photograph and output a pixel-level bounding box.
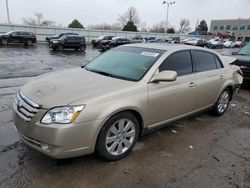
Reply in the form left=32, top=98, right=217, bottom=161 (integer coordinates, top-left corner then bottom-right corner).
left=58, top=35, right=67, bottom=40
left=98, top=36, right=105, bottom=40
left=238, top=45, right=250, bottom=55
left=85, top=46, right=165, bottom=81
left=5, top=31, right=13, bottom=35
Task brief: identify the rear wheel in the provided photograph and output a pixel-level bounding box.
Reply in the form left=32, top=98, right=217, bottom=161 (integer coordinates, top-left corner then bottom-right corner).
left=211, top=89, right=231, bottom=116
left=96, top=112, right=139, bottom=161
left=1, top=39, right=8, bottom=45
left=26, top=39, right=33, bottom=46
left=80, top=45, right=86, bottom=52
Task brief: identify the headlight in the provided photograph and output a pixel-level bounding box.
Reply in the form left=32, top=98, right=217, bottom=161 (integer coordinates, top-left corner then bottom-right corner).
left=41, top=105, right=85, bottom=124
left=52, top=40, right=58, bottom=44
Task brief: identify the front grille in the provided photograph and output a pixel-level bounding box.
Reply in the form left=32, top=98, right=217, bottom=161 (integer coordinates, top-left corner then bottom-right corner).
left=242, top=69, right=250, bottom=78
left=14, top=92, right=40, bottom=122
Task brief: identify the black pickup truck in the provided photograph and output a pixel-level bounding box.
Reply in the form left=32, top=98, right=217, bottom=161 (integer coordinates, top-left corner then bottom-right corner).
left=0, top=31, right=36, bottom=46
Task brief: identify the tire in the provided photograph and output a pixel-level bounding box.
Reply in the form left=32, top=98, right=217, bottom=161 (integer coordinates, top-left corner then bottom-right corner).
left=211, top=89, right=231, bottom=116
left=96, top=112, right=140, bottom=161
left=57, top=44, right=63, bottom=51
left=1, top=39, right=8, bottom=45
left=26, top=40, right=33, bottom=46
left=80, top=45, right=86, bottom=52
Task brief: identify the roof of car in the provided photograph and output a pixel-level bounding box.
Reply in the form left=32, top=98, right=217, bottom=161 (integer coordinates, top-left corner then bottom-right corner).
left=124, top=43, right=219, bottom=54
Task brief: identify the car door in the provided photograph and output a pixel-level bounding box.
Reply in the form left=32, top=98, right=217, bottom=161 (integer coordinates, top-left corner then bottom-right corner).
left=192, top=50, right=225, bottom=110
left=64, top=36, right=74, bottom=47
left=147, top=50, right=197, bottom=127
left=9, top=32, right=20, bottom=43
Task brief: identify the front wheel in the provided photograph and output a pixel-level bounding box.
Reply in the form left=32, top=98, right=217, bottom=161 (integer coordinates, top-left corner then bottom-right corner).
left=96, top=112, right=139, bottom=161
left=1, top=39, right=8, bottom=45
left=211, top=89, right=231, bottom=116
left=26, top=39, right=33, bottom=46
left=57, top=44, right=63, bottom=51
left=80, top=45, right=86, bottom=52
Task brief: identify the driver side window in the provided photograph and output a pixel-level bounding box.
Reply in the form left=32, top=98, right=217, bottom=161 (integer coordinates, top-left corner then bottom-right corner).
left=159, top=50, right=193, bottom=76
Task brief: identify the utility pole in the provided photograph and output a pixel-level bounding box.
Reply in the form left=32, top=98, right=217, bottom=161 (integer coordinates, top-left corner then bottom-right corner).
left=163, top=1, right=175, bottom=38
left=5, top=0, right=10, bottom=24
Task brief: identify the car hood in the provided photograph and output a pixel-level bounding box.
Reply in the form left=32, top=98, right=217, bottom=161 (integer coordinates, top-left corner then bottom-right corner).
left=234, top=55, right=250, bottom=63
left=21, top=68, right=133, bottom=108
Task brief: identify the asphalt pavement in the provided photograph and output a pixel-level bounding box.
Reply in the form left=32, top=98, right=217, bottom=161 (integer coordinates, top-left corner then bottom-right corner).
left=0, top=44, right=249, bottom=188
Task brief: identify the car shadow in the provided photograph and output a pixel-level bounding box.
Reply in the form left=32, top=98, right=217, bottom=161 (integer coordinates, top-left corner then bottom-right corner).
left=48, top=49, right=87, bottom=57
left=0, top=44, right=37, bottom=49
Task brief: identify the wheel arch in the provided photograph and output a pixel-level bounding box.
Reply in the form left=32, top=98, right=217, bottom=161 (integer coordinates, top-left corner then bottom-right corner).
left=94, top=108, right=145, bottom=151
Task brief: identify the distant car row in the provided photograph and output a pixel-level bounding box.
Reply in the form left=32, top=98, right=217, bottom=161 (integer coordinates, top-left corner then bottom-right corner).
left=90, top=35, right=180, bottom=51
left=182, top=37, right=245, bottom=49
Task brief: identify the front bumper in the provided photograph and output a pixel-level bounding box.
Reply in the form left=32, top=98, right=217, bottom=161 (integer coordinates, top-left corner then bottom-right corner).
left=13, top=107, right=104, bottom=159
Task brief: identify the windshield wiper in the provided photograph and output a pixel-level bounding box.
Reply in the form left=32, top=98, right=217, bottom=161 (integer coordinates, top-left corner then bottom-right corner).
left=85, top=68, right=114, bottom=77
left=237, top=53, right=247, bottom=56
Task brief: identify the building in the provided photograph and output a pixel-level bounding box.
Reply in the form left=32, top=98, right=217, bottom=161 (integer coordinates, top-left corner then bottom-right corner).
left=210, top=19, right=250, bottom=42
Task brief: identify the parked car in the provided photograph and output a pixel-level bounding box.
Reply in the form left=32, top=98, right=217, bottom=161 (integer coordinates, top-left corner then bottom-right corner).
left=131, top=35, right=143, bottom=43
left=223, top=41, right=235, bottom=48
left=46, top=33, right=78, bottom=43
left=49, top=35, right=86, bottom=51
left=13, top=44, right=242, bottom=161
left=0, top=31, right=36, bottom=46
left=98, top=37, right=130, bottom=51
left=144, top=37, right=156, bottom=43
left=184, top=38, right=207, bottom=47
left=91, top=36, right=115, bottom=47
left=109, top=37, right=130, bottom=48
left=207, top=39, right=224, bottom=49
left=232, top=44, right=250, bottom=85
left=166, top=37, right=180, bottom=44
left=184, top=38, right=200, bottom=46
left=149, top=38, right=167, bottom=43
left=233, top=41, right=245, bottom=48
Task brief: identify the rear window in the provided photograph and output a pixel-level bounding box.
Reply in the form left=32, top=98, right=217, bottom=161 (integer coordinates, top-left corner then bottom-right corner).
left=194, top=51, right=217, bottom=72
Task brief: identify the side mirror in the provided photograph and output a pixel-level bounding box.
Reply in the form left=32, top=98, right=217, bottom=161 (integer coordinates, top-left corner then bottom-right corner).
left=150, top=70, right=177, bottom=83
left=231, top=52, right=237, bottom=55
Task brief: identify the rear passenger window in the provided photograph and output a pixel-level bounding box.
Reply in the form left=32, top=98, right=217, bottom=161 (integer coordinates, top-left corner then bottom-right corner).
left=159, top=51, right=193, bottom=76
left=194, top=51, right=217, bottom=72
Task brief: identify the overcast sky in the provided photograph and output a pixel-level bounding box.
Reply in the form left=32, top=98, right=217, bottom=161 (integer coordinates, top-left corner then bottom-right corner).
left=0, top=0, right=250, bottom=30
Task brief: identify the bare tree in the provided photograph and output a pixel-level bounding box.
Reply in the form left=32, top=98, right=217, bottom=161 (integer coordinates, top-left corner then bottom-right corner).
left=118, top=7, right=140, bottom=27
left=23, top=12, right=55, bottom=26
left=88, top=23, right=122, bottom=30
left=139, top=22, right=148, bottom=32
left=178, top=19, right=191, bottom=33
left=150, top=22, right=165, bottom=33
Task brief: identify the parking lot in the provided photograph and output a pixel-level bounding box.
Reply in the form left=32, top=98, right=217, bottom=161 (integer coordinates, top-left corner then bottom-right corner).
left=0, top=45, right=249, bottom=188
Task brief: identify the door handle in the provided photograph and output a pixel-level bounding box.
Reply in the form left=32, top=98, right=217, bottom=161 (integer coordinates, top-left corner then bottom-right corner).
left=219, top=75, right=224, bottom=80
left=189, top=82, right=196, bottom=88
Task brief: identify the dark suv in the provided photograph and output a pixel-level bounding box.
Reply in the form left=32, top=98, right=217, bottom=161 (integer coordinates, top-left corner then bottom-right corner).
left=232, top=44, right=250, bottom=86
left=91, top=36, right=115, bottom=47
left=0, top=31, right=36, bottom=46
left=46, top=33, right=78, bottom=43
left=49, top=35, right=86, bottom=51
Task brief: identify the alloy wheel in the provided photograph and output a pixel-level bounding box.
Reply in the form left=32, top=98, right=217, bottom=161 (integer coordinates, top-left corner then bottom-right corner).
left=217, top=90, right=230, bottom=113
left=105, top=119, right=136, bottom=156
